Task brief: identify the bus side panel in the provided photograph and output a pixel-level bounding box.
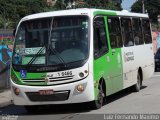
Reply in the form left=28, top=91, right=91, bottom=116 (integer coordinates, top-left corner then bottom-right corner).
left=93, top=15, right=124, bottom=97
left=109, top=48, right=123, bottom=94
left=105, top=15, right=123, bottom=95
left=94, top=54, right=113, bottom=97
left=122, top=46, right=137, bottom=89
left=122, top=44, right=154, bottom=89
left=93, top=48, right=124, bottom=96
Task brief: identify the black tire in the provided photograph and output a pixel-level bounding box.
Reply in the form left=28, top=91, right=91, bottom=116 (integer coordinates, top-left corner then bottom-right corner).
left=91, top=82, right=105, bottom=109
left=155, top=67, right=157, bottom=72
left=132, top=72, right=142, bottom=92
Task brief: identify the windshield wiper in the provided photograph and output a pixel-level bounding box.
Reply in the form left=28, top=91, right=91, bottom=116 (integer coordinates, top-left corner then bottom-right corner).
left=27, top=46, right=45, bottom=65
left=47, top=17, right=67, bottom=68
left=48, top=45, right=67, bottom=68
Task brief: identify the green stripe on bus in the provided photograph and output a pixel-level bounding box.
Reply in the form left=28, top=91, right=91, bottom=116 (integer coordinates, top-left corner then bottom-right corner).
left=93, top=11, right=117, bottom=16
left=11, top=68, right=47, bottom=86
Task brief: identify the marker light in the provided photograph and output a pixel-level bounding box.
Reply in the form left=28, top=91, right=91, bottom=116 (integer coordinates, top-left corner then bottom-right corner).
left=84, top=70, right=88, bottom=74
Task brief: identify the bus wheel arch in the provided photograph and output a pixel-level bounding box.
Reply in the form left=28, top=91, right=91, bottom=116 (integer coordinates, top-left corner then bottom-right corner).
left=99, top=78, right=106, bottom=98
left=91, top=77, right=106, bottom=109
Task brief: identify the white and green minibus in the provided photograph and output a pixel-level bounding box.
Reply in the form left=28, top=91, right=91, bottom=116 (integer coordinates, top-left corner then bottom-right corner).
left=11, top=9, right=154, bottom=111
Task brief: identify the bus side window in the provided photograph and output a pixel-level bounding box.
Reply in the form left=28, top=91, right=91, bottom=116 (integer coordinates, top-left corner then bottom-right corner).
left=132, top=18, right=144, bottom=45
left=121, top=18, right=134, bottom=47
left=142, top=19, right=152, bottom=44
left=107, top=17, right=123, bottom=48
left=94, top=17, right=108, bottom=59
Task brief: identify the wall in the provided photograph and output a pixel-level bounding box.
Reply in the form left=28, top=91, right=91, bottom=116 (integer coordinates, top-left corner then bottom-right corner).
left=0, top=45, right=12, bottom=89
left=153, top=31, right=160, bottom=54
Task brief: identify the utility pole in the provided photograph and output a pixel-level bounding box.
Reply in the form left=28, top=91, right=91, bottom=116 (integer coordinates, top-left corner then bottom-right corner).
left=142, top=0, right=145, bottom=13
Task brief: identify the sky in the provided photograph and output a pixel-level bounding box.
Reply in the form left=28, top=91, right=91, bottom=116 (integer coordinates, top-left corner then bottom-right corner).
left=121, top=0, right=137, bottom=11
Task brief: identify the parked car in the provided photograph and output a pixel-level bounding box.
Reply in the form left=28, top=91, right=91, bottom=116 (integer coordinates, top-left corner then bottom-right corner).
left=155, top=48, right=160, bottom=71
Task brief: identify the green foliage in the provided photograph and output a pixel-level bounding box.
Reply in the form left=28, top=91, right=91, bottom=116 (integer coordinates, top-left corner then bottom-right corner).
left=0, top=0, right=122, bottom=29
left=0, top=0, right=49, bottom=29
left=131, top=0, right=141, bottom=13
left=0, top=16, right=3, bottom=28
left=75, top=3, right=90, bottom=8
left=131, top=0, right=160, bottom=22
left=53, top=0, right=66, bottom=10
left=78, top=0, right=122, bottom=10
left=0, top=38, right=13, bottom=45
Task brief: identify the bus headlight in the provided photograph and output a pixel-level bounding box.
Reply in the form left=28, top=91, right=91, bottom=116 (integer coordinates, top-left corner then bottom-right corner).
left=79, top=72, right=84, bottom=78
left=78, top=70, right=89, bottom=78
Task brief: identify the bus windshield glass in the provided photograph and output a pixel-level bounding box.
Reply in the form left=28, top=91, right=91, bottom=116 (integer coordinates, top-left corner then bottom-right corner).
left=12, top=16, right=89, bottom=66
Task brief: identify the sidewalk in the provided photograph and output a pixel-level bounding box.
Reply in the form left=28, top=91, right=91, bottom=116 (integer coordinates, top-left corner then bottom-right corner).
left=0, top=89, right=12, bottom=108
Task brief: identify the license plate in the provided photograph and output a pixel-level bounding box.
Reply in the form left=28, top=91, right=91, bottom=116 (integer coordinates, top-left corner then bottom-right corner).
left=39, top=90, right=54, bottom=95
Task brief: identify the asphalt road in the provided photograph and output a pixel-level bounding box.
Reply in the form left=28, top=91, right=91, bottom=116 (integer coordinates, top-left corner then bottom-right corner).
left=0, top=73, right=160, bottom=120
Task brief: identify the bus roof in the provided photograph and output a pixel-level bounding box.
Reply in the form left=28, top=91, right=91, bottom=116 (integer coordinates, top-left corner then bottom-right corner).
left=21, top=8, right=148, bottom=21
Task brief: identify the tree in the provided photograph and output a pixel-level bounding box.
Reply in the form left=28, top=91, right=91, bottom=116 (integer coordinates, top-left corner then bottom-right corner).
left=53, top=0, right=66, bottom=10
left=77, top=0, right=122, bottom=10
left=0, top=0, right=122, bottom=29
left=0, top=0, right=49, bottom=29
left=131, top=0, right=141, bottom=13
left=131, top=0, right=160, bottom=22
left=61, top=0, right=122, bottom=10
left=0, top=0, right=15, bottom=29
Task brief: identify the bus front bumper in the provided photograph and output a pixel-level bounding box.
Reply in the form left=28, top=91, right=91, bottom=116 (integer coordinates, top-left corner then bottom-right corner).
left=11, top=77, right=95, bottom=105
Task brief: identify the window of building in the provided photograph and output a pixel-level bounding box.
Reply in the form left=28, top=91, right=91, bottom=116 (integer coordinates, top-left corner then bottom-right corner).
left=142, top=19, right=152, bottom=44
left=94, top=17, right=108, bottom=59
left=132, top=18, right=144, bottom=45
left=108, top=17, right=123, bottom=48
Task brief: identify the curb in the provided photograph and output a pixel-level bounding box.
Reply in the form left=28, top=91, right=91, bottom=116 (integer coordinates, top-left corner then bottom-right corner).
left=0, top=100, right=12, bottom=108
left=0, top=90, right=12, bottom=108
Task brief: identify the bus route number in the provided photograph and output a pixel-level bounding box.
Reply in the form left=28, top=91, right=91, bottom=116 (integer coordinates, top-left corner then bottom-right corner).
left=58, top=71, right=72, bottom=77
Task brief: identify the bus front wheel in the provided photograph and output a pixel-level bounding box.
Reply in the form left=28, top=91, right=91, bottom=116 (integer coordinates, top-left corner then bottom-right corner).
left=91, top=81, right=105, bottom=109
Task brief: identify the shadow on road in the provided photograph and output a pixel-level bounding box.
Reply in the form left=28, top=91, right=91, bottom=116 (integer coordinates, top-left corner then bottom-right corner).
left=103, top=85, right=147, bottom=105
left=0, top=86, right=147, bottom=116
left=0, top=103, right=91, bottom=115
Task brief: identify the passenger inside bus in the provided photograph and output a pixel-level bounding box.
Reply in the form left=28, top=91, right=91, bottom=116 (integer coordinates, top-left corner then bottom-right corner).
left=134, top=33, right=140, bottom=45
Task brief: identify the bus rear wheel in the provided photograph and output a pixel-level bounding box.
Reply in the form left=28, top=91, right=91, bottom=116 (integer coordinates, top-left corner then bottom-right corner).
left=132, top=72, right=142, bottom=92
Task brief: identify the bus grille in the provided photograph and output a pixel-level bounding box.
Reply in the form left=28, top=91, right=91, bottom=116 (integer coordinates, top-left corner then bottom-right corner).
left=26, top=91, right=70, bottom=101
left=22, top=75, right=76, bottom=85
